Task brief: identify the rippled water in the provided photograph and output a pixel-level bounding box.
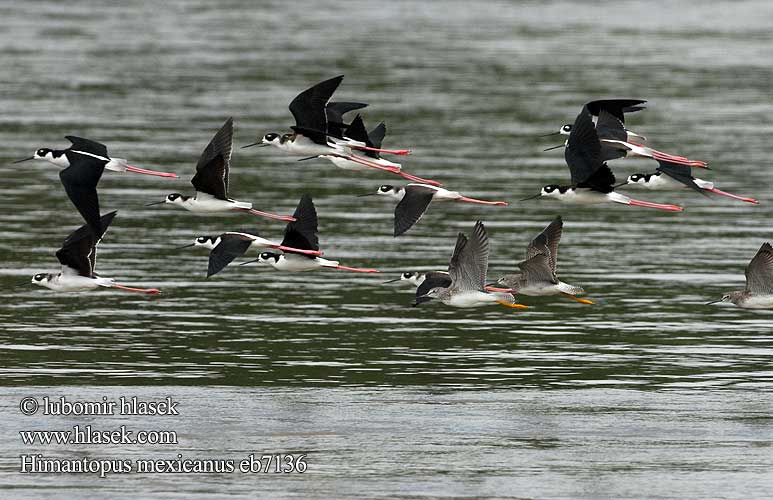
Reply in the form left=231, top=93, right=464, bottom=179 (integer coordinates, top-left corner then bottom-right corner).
left=1, top=0, right=772, bottom=498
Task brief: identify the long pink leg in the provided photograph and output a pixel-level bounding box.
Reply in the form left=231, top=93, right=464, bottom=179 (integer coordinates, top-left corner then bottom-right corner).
left=125, top=165, right=179, bottom=178
left=350, top=145, right=411, bottom=155
left=704, top=187, right=759, bottom=204
left=457, top=196, right=508, bottom=206
left=330, top=265, right=380, bottom=273
left=114, top=284, right=161, bottom=294
left=271, top=245, right=322, bottom=256
left=234, top=208, right=295, bottom=222
left=628, top=199, right=684, bottom=212
left=343, top=155, right=444, bottom=187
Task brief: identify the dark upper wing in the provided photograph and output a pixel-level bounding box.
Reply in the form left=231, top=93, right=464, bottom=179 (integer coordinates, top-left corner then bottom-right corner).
left=656, top=160, right=704, bottom=193
left=526, top=216, right=563, bottom=273
left=326, top=101, right=368, bottom=138
left=59, top=155, right=105, bottom=235
left=207, top=233, right=254, bottom=277
left=595, top=109, right=628, bottom=141
left=745, top=242, right=773, bottom=294
left=368, top=122, right=386, bottom=149
left=565, top=106, right=603, bottom=185
left=56, top=211, right=117, bottom=277
left=448, top=221, right=489, bottom=291
left=65, top=136, right=109, bottom=157
left=343, top=114, right=371, bottom=145
left=584, top=99, right=647, bottom=122
left=578, top=163, right=616, bottom=193
left=394, top=186, right=436, bottom=237
left=281, top=194, right=319, bottom=253
left=191, top=117, right=233, bottom=200
left=289, top=75, right=344, bottom=135
left=414, top=274, right=453, bottom=306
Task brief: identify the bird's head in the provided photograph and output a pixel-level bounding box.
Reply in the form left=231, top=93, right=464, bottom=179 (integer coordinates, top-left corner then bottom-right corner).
left=626, top=173, right=647, bottom=185
left=31, top=273, right=50, bottom=287
left=258, top=251, right=280, bottom=264
left=14, top=147, right=66, bottom=166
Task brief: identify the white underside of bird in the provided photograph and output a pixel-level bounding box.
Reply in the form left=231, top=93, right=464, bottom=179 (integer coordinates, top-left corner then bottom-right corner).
left=33, top=273, right=114, bottom=292
left=632, top=174, right=714, bottom=190
left=262, top=254, right=339, bottom=272
left=177, top=193, right=252, bottom=212
left=738, top=295, right=773, bottom=309
left=440, top=290, right=514, bottom=308
left=323, top=155, right=402, bottom=172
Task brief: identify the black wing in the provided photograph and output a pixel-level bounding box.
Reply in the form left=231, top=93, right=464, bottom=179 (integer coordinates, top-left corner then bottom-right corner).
left=656, top=160, right=704, bottom=193
left=281, top=194, right=319, bottom=254
left=394, top=186, right=436, bottom=237
left=288, top=75, right=343, bottom=141
left=368, top=122, right=386, bottom=149
left=584, top=99, right=647, bottom=122
left=595, top=109, right=628, bottom=141
left=578, top=163, right=616, bottom=193
left=59, top=155, right=106, bottom=235
left=207, top=233, right=254, bottom=277
left=565, top=106, right=603, bottom=185
left=56, top=211, right=117, bottom=277
left=414, top=274, right=453, bottom=306
left=343, top=114, right=371, bottom=145
left=326, top=101, right=368, bottom=138
left=65, top=136, right=109, bottom=157
left=191, top=117, right=233, bottom=200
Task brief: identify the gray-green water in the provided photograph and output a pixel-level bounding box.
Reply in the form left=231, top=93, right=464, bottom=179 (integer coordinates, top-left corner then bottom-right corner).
left=1, top=1, right=772, bottom=498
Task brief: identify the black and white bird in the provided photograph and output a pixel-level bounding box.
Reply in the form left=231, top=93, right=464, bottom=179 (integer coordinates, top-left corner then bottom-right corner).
left=546, top=99, right=648, bottom=143
left=487, top=216, right=592, bottom=304
left=178, top=231, right=322, bottom=278
left=360, top=183, right=508, bottom=236
left=308, top=114, right=439, bottom=185
left=543, top=99, right=708, bottom=168
left=383, top=271, right=451, bottom=305
left=707, top=243, right=773, bottom=309
left=244, top=76, right=413, bottom=168
left=146, top=118, right=294, bottom=221
left=30, top=211, right=160, bottom=294
left=15, top=136, right=178, bottom=178
left=523, top=107, right=684, bottom=212
left=243, top=194, right=379, bottom=273
left=415, top=221, right=527, bottom=309
left=620, top=159, right=759, bottom=204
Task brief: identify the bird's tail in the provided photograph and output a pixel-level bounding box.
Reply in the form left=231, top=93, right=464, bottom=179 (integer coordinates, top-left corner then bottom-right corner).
left=94, top=277, right=116, bottom=288
left=558, top=282, right=585, bottom=296
left=232, top=200, right=253, bottom=210
left=107, top=157, right=179, bottom=178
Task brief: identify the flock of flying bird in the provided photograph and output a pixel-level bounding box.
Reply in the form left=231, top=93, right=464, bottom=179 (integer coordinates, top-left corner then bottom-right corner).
left=16, top=76, right=773, bottom=309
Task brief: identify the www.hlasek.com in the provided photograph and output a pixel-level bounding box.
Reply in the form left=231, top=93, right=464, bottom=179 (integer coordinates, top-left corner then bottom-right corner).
left=18, top=396, right=307, bottom=477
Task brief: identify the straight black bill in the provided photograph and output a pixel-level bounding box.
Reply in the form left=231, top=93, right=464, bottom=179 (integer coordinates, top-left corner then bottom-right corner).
left=519, top=193, right=542, bottom=202
left=297, top=156, right=319, bottom=162
left=705, top=299, right=722, bottom=305
left=543, top=144, right=565, bottom=152
left=145, top=201, right=166, bottom=207
left=174, top=243, right=195, bottom=250
left=13, top=156, right=35, bottom=163
left=357, top=193, right=376, bottom=197
left=239, top=258, right=260, bottom=266
left=241, top=142, right=270, bottom=149
left=383, top=278, right=401, bottom=284
left=538, top=132, right=560, bottom=137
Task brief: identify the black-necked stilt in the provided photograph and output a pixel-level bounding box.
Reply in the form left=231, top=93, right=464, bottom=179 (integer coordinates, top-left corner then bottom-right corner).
left=415, top=221, right=527, bottom=309
left=707, top=243, right=773, bottom=309
left=621, top=160, right=759, bottom=204
left=546, top=99, right=648, bottom=143
left=244, top=76, right=414, bottom=167
left=242, top=194, right=379, bottom=273
left=359, top=183, right=508, bottom=236
left=524, top=107, right=684, bottom=212
left=544, top=100, right=708, bottom=168
left=486, top=216, right=592, bottom=304
left=30, top=211, right=160, bottom=294
left=308, top=114, right=440, bottom=185
left=146, top=118, right=294, bottom=221
left=15, top=136, right=178, bottom=178
left=179, top=231, right=323, bottom=278
left=383, top=271, right=451, bottom=305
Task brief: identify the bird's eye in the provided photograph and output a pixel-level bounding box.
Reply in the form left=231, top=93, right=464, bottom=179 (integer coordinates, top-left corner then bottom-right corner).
left=403, top=272, right=412, bottom=278
left=562, top=125, right=572, bottom=132
left=545, top=186, right=554, bottom=192
left=379, top=185, right=392, bottom=192
left=36, top=149, right=46, bottom=156
left=260, top=252, right=271, bottom=259
left=196, top=237, right=207, bottom=243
